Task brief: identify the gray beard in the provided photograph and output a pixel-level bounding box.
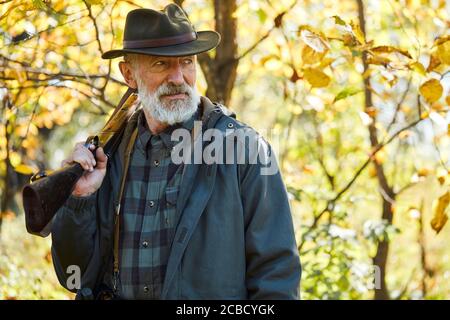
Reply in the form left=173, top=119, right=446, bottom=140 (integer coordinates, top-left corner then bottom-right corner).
left=136, top=77, right=200, bottom=125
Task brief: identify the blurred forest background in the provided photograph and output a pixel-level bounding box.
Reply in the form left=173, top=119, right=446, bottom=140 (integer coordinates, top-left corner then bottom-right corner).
left=0, top=0, right=449, bottom=300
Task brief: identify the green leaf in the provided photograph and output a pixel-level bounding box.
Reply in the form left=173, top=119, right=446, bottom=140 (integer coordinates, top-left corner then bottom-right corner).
left=85, top=0, right=103, bottom=5
left=332, top=15, right=347, bottom=26
left=257, top=9, right=267, bottom=23
left=32, top=0, right=47, bottom=10
left=334, top=87, right=362, bottom=102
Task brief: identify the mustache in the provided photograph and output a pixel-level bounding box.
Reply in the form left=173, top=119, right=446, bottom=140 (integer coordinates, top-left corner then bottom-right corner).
left=157, top=83, right=191, bottom=97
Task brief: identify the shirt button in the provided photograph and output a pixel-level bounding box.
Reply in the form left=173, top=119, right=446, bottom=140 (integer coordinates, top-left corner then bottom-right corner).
left=165, top=217, right=169, bottom=226
left=143, top=286, right=149, bottom=293
left=148, top=200, right=155, bottom=207
left=142, top=241, right=148, bottom=248
left=154, top=160, right=160, bottom=166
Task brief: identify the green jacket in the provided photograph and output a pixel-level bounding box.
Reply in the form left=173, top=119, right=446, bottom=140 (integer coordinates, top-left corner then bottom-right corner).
left=51, top=96, right=301, bottom=299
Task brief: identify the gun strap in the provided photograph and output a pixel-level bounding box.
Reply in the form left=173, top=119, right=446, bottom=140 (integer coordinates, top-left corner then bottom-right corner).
left=113, top=126, right=138, bottom=289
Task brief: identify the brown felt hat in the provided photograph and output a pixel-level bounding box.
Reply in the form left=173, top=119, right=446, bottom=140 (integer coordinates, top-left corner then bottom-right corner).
left=102, top=3, right=221, bottom=59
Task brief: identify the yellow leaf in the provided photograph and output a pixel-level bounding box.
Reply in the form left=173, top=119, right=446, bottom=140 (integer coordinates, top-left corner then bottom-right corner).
left=9, top=151, right=21, bottom=167
left=301, top=45, right=326, bottom=65
left=436, top=41, right=450, bottom=65
left=350, top=21, right=365, bottom=44
left=367, top=55, right=390, bottom=66
left=409, top=61, right=426, bottom=76
left=319, top=57, right=335, bottom=68
left=427, top=53, right=441, bottom=72
left=303, top=68, right=330, bottom=88
left=14, top=164, right=36, bottom=175
left=446, top=95, right=450, bottom=106
left=418, top=168, right=432, bottom=177
left=420, top=111, right=429, bottom=119
left=433, top=35, right=450, bottom=47
left=86, top=0, right=103, bottom=5
left=431, top=191, right=449, bottom=234
left=259, top=54, right=279, bottom=66
left=419, top=79, right=443, bottom=103
left=374, top=147, right=387, bottom=165
left=368, top=165, right=377, bottom=178
left=300, top=29, right=329, bottom=52
left=371, top=46, right=412, bottom=59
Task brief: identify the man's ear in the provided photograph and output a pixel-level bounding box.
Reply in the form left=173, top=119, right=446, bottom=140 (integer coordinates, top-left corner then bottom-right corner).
left=119, top=61, right=138, bottom=89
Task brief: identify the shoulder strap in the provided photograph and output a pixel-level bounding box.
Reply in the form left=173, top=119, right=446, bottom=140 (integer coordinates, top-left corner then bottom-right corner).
left=112, top=126, right=138, bottom=292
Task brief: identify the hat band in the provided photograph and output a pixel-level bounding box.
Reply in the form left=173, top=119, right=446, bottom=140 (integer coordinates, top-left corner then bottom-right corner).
left=123, top=32, right=197, bottom=49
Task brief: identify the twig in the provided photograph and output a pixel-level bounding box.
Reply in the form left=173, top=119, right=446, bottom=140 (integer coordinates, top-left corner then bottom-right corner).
left=299, top=116, right=425, bottom=251
left=385, top=77, right=412, bottom=134
left=236, top=0, right=300, bottom=61
left=83, top=0, right=104, bottom=54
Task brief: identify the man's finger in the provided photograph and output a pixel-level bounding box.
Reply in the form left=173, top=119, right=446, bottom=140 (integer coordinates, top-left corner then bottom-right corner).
left=95, top=147, right=108, bottom=169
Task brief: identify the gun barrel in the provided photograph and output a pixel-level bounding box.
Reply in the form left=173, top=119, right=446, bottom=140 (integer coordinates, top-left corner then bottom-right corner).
left=22, top=88, right=137, bottom=237
left=22, top=162, right=84, bottom=236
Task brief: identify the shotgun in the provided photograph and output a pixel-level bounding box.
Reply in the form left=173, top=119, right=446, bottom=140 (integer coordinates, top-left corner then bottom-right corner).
left=22, top=88, right=138, bottom=237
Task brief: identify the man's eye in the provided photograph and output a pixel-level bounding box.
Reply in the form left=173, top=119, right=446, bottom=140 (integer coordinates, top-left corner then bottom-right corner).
left=154, top=61, right=166, bottom=66
left=183, top=58, right=193, bottom=64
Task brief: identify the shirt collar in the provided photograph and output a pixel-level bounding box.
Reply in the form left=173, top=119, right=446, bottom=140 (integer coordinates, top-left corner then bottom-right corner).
left=137, top=107, right=199, bottom=152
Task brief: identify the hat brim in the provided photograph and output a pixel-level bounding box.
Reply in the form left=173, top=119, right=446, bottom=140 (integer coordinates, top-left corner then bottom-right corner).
left=102, top=31, right=220, bottom=59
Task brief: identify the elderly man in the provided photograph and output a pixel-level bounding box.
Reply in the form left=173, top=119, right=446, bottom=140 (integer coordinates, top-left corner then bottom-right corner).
left=51, top=3, right=300, bottom=300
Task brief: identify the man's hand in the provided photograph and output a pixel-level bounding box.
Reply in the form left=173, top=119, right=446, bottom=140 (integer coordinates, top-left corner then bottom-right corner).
left=61, top=142, right=108, bottom=197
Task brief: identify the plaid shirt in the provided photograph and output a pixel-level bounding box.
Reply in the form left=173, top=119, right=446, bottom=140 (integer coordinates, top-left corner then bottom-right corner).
left=117, top=108, right=198, bottom=299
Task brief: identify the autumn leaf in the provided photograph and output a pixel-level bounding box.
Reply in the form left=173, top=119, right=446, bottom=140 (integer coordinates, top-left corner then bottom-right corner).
left=332, top=15, right=347, bottom=26
left=418, top=168, right=432, bottom=177
left=274, top=11, right=286, bottom=28
left=436, top=40, right=450, bottom=65
left=319, top=57, right=335, bottom=68
left=302, top=45, right=326, bottom=65
left=374, top=147, right=387, bottom=164
left=303, top=68, right=331, bottom=88
left=427, top=53, right=441, bottom=72
left=419, top=79, right=443, bottom=103
left=366, top=55, right=391, bottom=66
left=433, top=35, right=450, bottom=47
left=300, top=29, right=330, bottom=53
left=334, top=87, right=362, bottom=102
left=350, top=21, right=365, bottom=44
left=14, top=164, right=36, bottom=175
left=431, top=191, right=449, bottom=234
left=85, top=0, right=104, bottom=5
left=371, top=46, right=412, bottom=59
left=290, top=68, right=301, bottom=83
left=409, top=61, right=426, bottom=76
left=32, top=0, right=47, bottom=10
left=420, top=111, right=430, bottom=119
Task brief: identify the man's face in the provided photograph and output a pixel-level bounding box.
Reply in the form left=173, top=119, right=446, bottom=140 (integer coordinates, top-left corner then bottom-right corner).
left=120, top=54, right=200, bottom=125
left=129, top=54, right=197, bottom=99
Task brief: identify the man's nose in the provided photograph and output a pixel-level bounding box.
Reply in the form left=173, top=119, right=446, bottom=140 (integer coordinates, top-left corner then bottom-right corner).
left=167, top=64, right=184, bottom=85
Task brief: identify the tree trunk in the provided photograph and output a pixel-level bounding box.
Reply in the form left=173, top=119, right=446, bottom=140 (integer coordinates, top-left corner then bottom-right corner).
left=197, top=0, right=238, bottom=106
left=356, top=0, right=395, bottom=300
